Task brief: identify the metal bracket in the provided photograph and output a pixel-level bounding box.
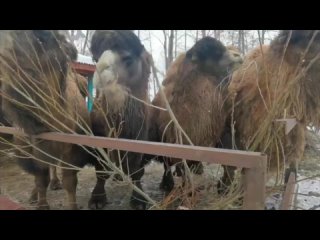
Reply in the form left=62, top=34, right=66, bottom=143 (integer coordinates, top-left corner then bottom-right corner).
left=275, top=118, right=297, bottom=135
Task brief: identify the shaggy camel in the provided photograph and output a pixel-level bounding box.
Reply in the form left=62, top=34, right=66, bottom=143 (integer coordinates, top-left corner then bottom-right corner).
left=148, top=37, right=243, bottom=192
left=0, top=30, right=93, bottom=209
left=88, top=30, right=151, bottom=210
left=219, top=30, right=320, bottom=192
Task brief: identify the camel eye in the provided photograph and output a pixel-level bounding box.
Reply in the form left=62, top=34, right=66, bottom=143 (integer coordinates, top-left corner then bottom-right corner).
left=123, top=56, right=133, bottom=66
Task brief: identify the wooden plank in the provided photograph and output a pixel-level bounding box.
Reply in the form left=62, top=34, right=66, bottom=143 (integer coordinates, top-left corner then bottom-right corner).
left=280, top=172, right=296, bottom=210
left=0, top=126, right=265, bottom=168
left=243, top=155, right=268, bottom=210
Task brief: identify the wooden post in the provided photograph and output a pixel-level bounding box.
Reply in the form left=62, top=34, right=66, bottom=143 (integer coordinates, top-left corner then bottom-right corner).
left=87, top=74, right=94, bottom=112
left=280, top=172, right=296, bottom=210
left=243, top=155, right=268, bottom=210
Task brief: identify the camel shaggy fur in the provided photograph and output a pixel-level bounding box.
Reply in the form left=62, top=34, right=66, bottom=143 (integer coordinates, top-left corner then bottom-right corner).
left=0, top=30, right=93, bottom=209
left=221, top=30, right=320, bottom=190
left=148, top=37, right=243, bottom=192
left=88, top=30, right=151, bottom=210
left=74, top=73, right=89, bottom=98
left=0, top=72, right=89, bottom=191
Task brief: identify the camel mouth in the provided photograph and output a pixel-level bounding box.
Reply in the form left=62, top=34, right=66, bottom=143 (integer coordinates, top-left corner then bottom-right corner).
left=93, top=69, right=118, bottom=89
left=93, top=50, right=120, bottom=89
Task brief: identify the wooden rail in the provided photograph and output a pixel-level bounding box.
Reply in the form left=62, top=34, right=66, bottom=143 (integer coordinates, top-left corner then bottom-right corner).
left=0, top=126, right=268, bottom=210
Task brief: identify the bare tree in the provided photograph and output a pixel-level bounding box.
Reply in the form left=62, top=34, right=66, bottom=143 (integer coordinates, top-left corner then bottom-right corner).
left=60, top=30, right=85, bottom=45
left=257, top=30, right=266, bottom=45
left=201, top=30, right=206, bottom=38
left=168, top=30, right=174, bottom=68
left=229, top=30, right=236, bottom=45
left=82, top=30, right=90, bottom=54
left=238, top=30, right=246, bottom=54
left=184, top=30, right=187, bottom=51
left=163, top=30, right=175, bottom=71
left=163, top=30, right=168, bottom=70
left=214, top=30, right=221, bottom=40
left=174, top=30, right=178, bottom=58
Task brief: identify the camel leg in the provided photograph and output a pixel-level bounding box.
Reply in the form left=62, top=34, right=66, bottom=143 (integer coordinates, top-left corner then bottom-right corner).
left=49, top=166, right=62, bottom=190
left=29, top=183, right=38, bottom=204
left=119, top=152, right=148, bottom=210
left=88, top=162, right=110, bottom=210
left=34, top=170, right=50, bottom=210
left=62, top=169, right=79, bottom=210
left=159, top=160, right=174, bottom=193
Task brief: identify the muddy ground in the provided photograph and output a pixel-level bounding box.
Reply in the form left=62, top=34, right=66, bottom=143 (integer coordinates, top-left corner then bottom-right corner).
left=1, top=130, right=320, bottom=210
left=0, top=156, right=227, bottom=210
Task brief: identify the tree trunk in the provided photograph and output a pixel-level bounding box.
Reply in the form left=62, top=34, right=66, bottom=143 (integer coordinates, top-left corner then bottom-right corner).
left=174, top=30, right=178, bottom=58
left=230, top=30, right=235, bottom=45
left=242, top=31, right=246, bottom=54
left=70, top=30, right=76, bottom=44
left=82, top=30, right=89, bottom=54
left=201, top=30, right=206, bottom=38
left=167, top=30, right=174, bottom=69
left=185, top=30, right=187, bottom=51
left=214, top=30, right=221, bottom=40
left=238, top=30, right=246, bottom=54
left=258, top=30, right=266, bottom=44
left=163, top=30, right=168, bottom=71
left=148, top=31, right=158, bottom=97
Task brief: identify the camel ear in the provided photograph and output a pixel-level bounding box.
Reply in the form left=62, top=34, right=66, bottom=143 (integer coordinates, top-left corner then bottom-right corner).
left=33, top=30, right=52, bottom=43
left=186, top=49, right=198, bottom=63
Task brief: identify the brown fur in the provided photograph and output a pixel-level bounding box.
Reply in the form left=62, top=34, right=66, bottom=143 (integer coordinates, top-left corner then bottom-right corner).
left=149, top=37, right=243, bottom=192
left=0, top=70, right=88, bottom=191
left=88, top=30, right=151, bottom=210
left=0, top=30, right=92, bottom=209
left=225, top=30, right=320, bottom=186
left=74, top=73, right=88, bottom=98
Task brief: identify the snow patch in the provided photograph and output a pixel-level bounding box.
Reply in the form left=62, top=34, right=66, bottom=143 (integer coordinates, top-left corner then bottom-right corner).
left=77, top=54, right=95, bottom=65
